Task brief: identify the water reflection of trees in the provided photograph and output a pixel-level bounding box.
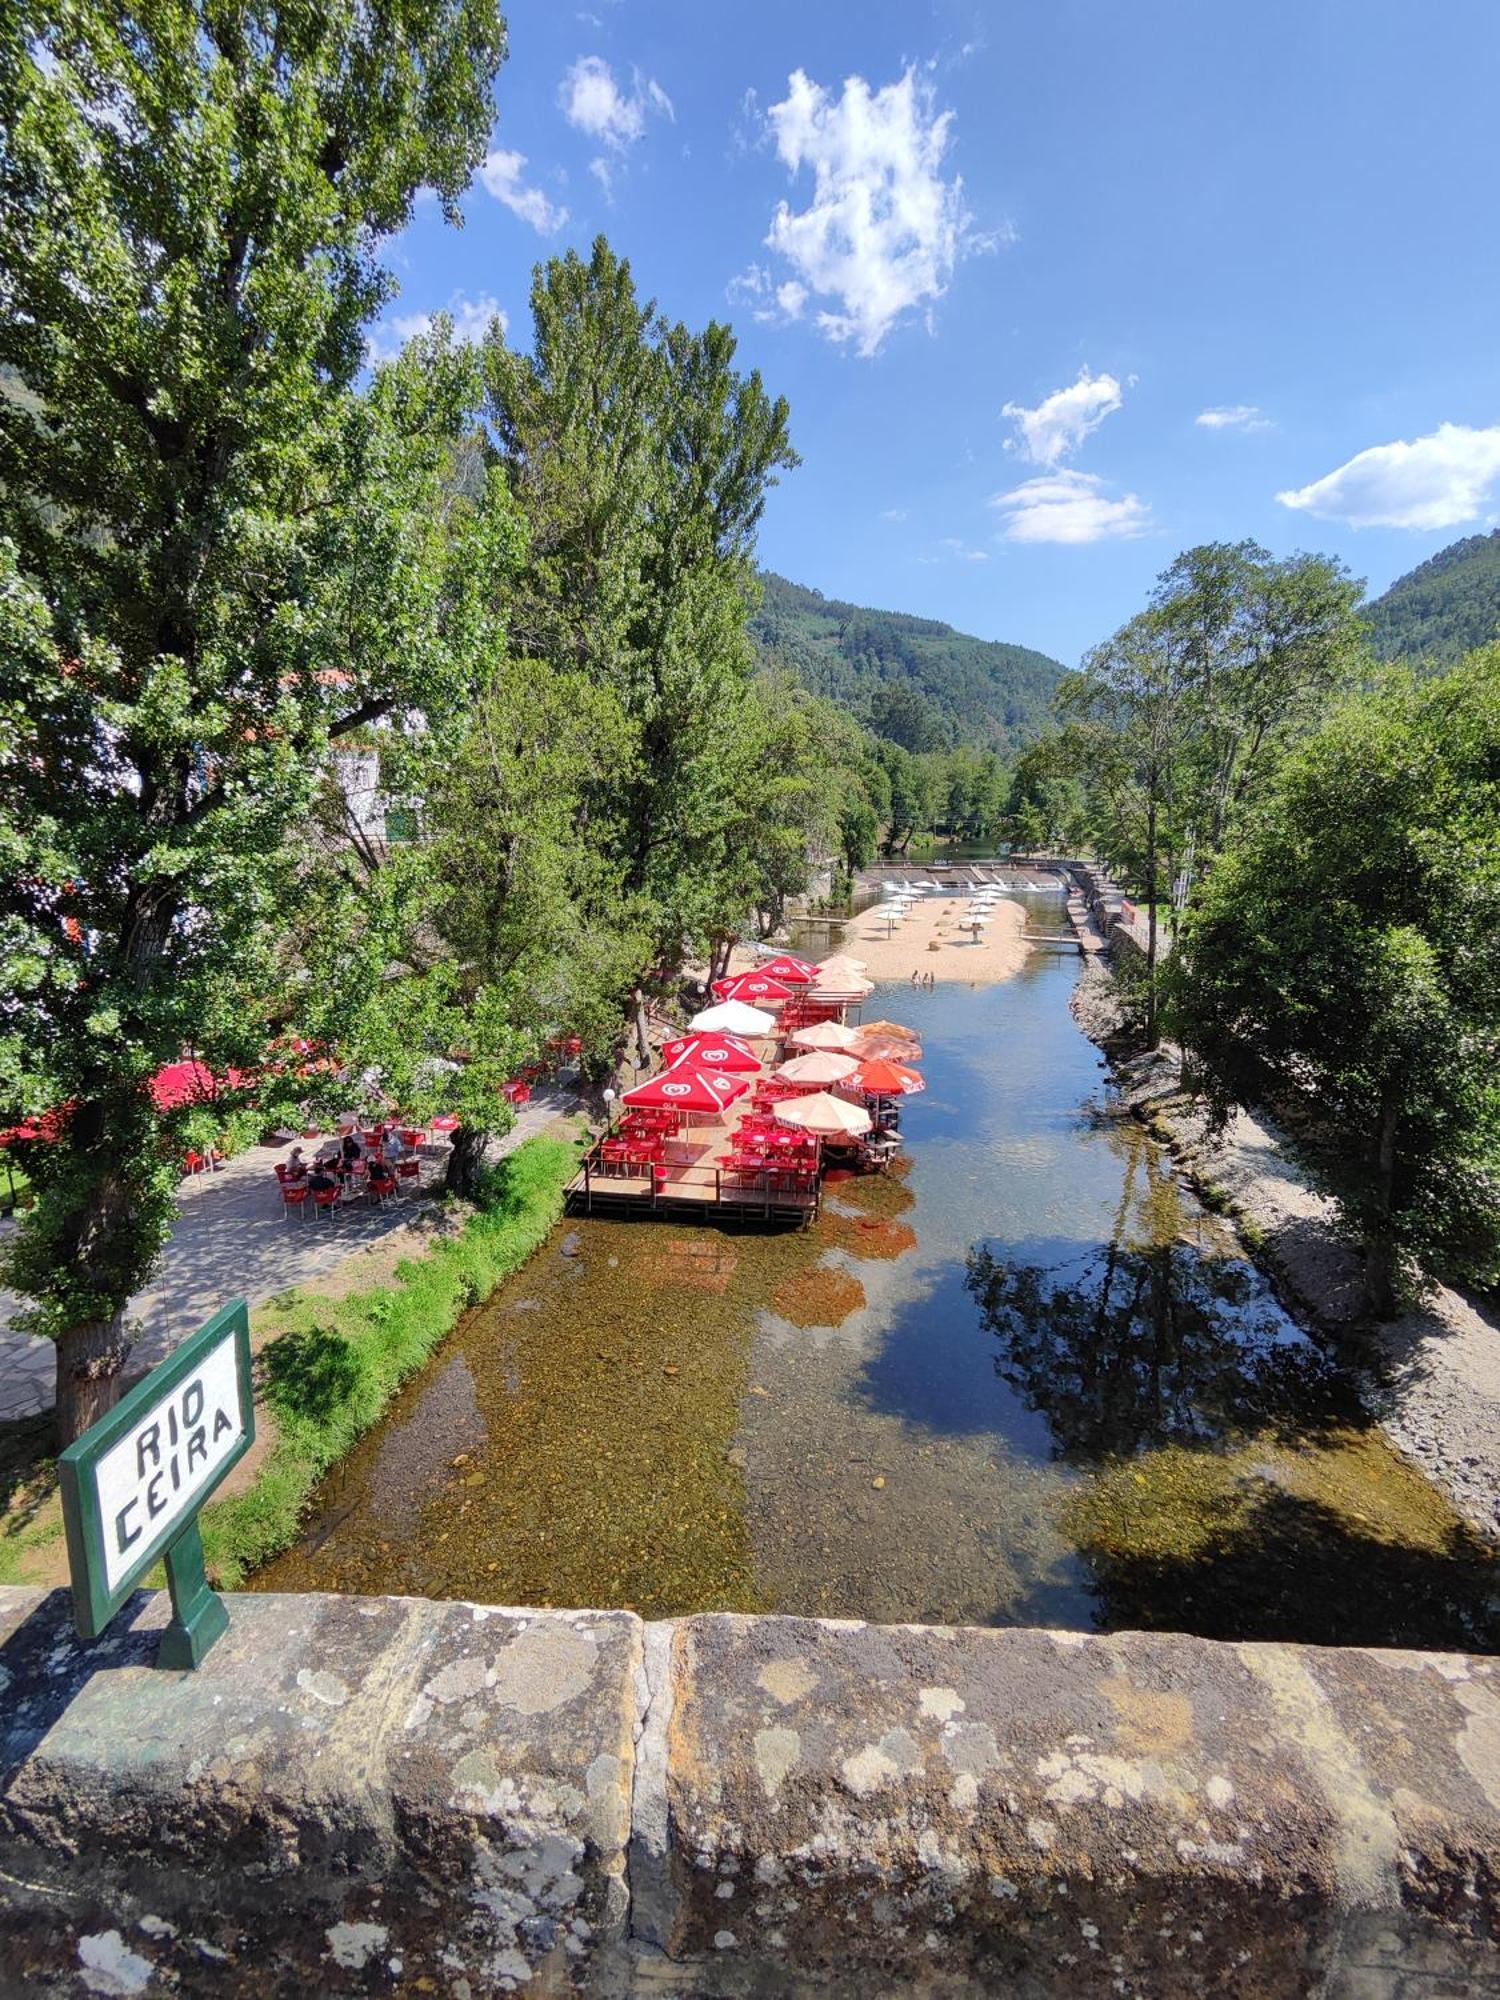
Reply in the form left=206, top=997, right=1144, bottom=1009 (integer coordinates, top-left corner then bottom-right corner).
left=1071, top=1478, right=1500, bottom=1652
left=964, top=1133, right=1354, bottom=1462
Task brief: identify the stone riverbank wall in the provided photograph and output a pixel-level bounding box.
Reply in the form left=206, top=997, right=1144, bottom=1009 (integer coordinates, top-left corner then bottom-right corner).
left=4, top=1585, right=1500, bottom=1996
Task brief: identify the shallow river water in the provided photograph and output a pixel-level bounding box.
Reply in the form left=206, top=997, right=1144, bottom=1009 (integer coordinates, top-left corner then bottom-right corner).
left=255, top=908, right=1500, bottom=1649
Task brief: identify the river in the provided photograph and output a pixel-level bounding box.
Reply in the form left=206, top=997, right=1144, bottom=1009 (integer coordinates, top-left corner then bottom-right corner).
left=254, top=902, right=1500, bottom=1649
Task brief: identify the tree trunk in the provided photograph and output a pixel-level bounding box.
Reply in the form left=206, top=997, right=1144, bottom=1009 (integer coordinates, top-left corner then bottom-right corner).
left=632, top=986, right=651, bottom=1065
left=54, top=1315, right=132, bottom=1448
left=1362, top=1237, right=1399, bottom=1320
left=1362, top=1097, right=1402, bottom=1318
left=708, top=937, right=735, bottom=984
left=1144, top=794, right=1160, bottom=1050
left=444, top=1125, right=489, bottom=1199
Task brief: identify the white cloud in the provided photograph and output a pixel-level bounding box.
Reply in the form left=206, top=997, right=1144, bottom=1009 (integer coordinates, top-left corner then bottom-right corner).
left=990, top=470, right=1151, bottom=545
left=559, top=56, right=673, bottom=151
left=1196, top=403, right=1271, bottom=431
left=880, top=507, right=908, bottom=522
left=761, top=66, right=991, bottom=357
left=1276, top=423, right=1500, bottom=531
left=366, top=293, right=506, bottom=364
left=478, top=148, right=568, bottom=233
left=731, top=86, right=764, bottom=157
left=1002, top=367, right=1124, bottom=467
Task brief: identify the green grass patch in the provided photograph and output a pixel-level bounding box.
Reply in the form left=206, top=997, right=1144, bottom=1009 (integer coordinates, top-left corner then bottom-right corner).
left=200, top=1133, right=580, bottom=1586
left=0, top=1157, right=31, bottom=1216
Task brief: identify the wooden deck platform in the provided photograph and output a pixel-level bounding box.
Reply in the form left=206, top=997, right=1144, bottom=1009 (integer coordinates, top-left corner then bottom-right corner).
left=566, top=1114, right=822, bottom=1227
left=565, top=1158, right=820, bottom=1225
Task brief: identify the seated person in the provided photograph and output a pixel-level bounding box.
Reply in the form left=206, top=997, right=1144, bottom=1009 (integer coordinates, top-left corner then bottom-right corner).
left=307, top=1165, right=338, bottom=1194
left=285, top=1145, right=307, bottom=1178
left=341, top=1131, right=362, bottom=1163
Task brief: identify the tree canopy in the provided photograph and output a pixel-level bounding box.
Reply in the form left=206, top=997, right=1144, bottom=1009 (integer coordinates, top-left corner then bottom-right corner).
left=0, top=0, right=507, bottom=1437
left=1169, top=650, right=1500, bottom=1313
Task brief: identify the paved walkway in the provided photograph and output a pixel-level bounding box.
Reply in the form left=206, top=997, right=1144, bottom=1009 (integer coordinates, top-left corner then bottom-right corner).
left=0, top=1091, right=580, bottom=1422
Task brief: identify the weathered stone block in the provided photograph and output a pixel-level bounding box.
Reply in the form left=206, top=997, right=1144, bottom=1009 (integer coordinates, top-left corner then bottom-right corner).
left=0, top=1585, right=639, bottom=1995
left=654, top=1614, right=1500, bottom=1997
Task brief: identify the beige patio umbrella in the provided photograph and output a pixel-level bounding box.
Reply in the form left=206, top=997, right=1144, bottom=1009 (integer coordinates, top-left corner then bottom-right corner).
left=817, top=952, right=868, bottom=975
left=787, top=1019, right=863, bottom=1052
left=775, top=1050, right=862, bottom=1087
left=858, top=1019, right=919, bottom=1040
left=772, top=1091, right=873, bottom=1138
left=813, top=971, right=875, bottom=999
left=853, top=1019, right=923, bottom=1062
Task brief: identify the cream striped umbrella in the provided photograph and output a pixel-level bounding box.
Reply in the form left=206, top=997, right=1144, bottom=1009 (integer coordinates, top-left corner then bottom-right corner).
left=775, top=1051, right=862, bottom=1088
left=787, top=1020, right=863, bottom=1053
left=772, top=1091, right=872, bottom=1137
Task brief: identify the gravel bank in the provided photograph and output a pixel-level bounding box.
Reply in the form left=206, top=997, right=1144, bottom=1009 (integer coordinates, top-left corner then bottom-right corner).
left=1071, top=958, right=1500, bottom=1542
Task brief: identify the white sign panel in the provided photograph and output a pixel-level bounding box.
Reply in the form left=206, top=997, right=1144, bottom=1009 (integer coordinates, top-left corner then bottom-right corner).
left=92, top=1332, right=247, bottom=1594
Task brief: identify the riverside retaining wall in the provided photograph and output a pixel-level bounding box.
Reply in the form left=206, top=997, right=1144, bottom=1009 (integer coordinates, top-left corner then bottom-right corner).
left=3, top=1584, right=1499, bottom=1997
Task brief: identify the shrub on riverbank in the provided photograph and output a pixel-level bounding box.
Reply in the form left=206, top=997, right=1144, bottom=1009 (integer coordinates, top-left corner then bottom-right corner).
left=200, top=1134, right=580, bottom=1586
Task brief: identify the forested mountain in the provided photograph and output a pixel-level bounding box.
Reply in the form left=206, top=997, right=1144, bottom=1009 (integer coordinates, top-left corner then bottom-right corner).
left=750, top=570, right=1065, bottom=752
left=1364, top=530, right=1500, bottom=666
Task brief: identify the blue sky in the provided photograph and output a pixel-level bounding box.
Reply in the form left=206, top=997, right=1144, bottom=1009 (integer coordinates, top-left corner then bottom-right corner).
left=377, top=0, right=1500, bottom=667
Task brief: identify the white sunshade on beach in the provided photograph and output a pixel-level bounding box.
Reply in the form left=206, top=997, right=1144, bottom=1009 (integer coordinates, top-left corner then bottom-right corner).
left=689, top=999, right=776, bottom=1036
left=818, top=952, right=868, bottom=974
left=773, top=1090, right=873, bottom=1137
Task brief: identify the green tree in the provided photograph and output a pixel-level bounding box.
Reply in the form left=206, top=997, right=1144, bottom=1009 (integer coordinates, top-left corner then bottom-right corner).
left=1059, top=614, right=1192, bottom=1046
left=1147, top=541, right=1364, bottom=873
left=1170, top=652, right=1500, bottom=1315
left=869, top=682, right=946, bottom=754
left=1005, top=735, right=1089, bottom=854
left=484, top=240, right=798, bottom=992
left=876, top=740, right=930, bottom=855
left=0, top=0, right=506, bottom=1439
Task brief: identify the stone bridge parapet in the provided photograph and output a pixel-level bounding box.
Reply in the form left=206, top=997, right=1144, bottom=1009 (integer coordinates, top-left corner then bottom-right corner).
left=2, top=1585, right=1499, bottom=1995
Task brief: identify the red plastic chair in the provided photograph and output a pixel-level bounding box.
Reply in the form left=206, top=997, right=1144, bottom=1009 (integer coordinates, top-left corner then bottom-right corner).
left=311, top=1187, right=341, bottom=1222
left=396, top=1160, right=420, bottom=1183
left=368, top=1173, right=397, bottom=1207
left=282, top=1185, right=309, bottom=1222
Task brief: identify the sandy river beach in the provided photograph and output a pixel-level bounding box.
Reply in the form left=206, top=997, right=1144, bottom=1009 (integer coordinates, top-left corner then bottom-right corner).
left=836, top=893, right=1030, bottom=984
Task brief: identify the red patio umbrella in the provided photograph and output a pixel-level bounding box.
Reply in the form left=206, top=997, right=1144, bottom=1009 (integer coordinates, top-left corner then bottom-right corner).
left=658, top=1033, right=762, bottom=1073
left=622, top=1065, right=750, bottom=1113
left=757, top=954, right=817, bottom=984
left=711, top=971, right=796, bottom=1005
left=150, top=1058, right=252, bottom=1111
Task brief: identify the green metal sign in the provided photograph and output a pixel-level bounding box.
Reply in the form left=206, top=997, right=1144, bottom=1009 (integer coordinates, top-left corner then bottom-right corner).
left=59, top=1298, right=254, bottom=1670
